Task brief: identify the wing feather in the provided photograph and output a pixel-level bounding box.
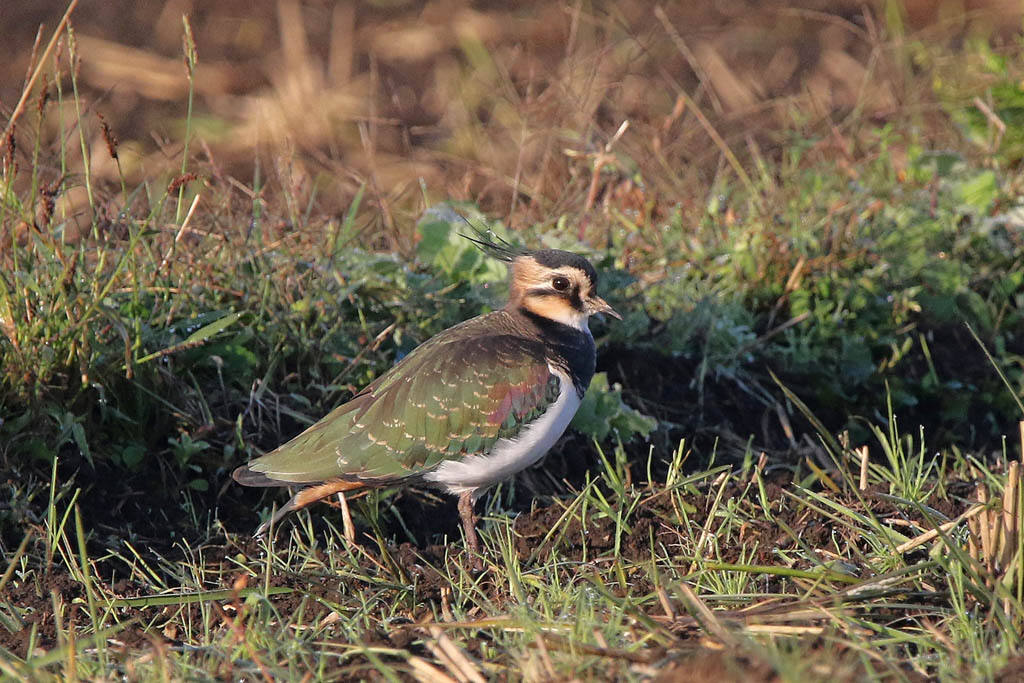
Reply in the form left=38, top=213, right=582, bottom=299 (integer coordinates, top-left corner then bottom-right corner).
left=234, top=312, right=557, bottom=487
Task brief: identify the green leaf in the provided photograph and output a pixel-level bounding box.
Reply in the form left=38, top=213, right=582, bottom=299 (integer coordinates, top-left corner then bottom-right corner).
left=136, top=312, right=242, bottom=365
left=416, top=202, right=510, bottom=284
left=70, top=422, right=92, bottom=466
left=953, top=170, right=998, bottom=213
left=571, top=373, right=656, bottom=441
left=121, top=444, right=146, bottom=470
left=181, top=311, right=242, bottom=344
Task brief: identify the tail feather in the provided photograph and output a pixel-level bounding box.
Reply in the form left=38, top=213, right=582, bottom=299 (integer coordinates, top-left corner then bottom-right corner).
left=243, top=478, right=366, bottom=538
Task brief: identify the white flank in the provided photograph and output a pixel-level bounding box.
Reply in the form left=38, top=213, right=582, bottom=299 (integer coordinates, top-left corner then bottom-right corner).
left=424, top=366, right=582, bottom=499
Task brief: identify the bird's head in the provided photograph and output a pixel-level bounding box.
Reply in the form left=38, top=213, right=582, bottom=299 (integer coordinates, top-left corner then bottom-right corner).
left=463, top=231, right=620, bottom=331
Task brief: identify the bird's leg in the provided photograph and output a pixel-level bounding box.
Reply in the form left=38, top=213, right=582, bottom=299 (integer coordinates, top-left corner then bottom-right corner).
left=457, top=490, right=482, bottom=571
left=337, top=492, right=355, bottom=543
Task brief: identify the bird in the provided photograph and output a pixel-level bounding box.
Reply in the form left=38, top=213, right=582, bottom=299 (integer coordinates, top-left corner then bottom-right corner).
left=232, top=233, right=620, bottom=567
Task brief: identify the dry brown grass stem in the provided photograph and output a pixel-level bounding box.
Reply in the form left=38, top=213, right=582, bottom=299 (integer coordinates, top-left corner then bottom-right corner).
left=158, top=193, right=201, bottom=274
left=676, top=582, right=739, bottom=649
left=531, top=632, right=659, bottom=665
left=408, top=656, right=459, bottom=683
left=973, top=95, right=1007, bottom=153
left=966, top=462, right=1022, bottom=598
left=858, top=446, right=870, bottom=491
left=73, top=34, right=234, bottom=101
left=1019, top=420, right=1024, bottom=462
left=894, top=503, right=987, bottom=554
left=653, top=6, right=762, bottom=212
left=422, top=626, right=486, bottom=683
left=1, top=0, right=79, bottom=141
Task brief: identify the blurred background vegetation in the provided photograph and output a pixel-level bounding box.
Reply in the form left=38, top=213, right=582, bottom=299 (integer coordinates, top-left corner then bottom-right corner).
left=2, top=0, right=1024, bottom=551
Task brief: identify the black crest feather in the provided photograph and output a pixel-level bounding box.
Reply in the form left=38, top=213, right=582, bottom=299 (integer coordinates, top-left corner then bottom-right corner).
left=459, top=220, right=523, bottom=262
left=457, top=217, right=598, bottom=285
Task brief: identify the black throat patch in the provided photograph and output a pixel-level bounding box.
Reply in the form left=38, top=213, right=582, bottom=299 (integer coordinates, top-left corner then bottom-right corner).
left=517, top=307, right=596, bottom=397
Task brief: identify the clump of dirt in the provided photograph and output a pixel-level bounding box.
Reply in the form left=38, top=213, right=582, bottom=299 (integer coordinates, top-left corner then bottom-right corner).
left=655, top=648, right=780, bottom=683
left=655, top=639, right=932, bottom=683
left=3, top=571, right=82, bottom=656
left=996, top=655, right=1024, bottom=683
left=3, top=570, right=156, bottom=657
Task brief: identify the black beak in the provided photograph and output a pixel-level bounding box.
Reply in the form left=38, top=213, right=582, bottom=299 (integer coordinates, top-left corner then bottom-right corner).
left=588, top=296, right=621, bottom=320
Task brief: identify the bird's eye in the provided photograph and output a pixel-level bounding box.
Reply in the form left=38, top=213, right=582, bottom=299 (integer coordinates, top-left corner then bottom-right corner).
left=552, top=276, right=571, bottom=291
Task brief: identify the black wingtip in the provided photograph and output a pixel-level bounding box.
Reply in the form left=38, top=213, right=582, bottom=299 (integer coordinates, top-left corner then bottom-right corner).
left=232, top=465, right=285, bottom=488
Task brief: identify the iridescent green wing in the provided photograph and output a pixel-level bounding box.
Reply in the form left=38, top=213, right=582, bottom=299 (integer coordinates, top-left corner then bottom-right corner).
left=244, top=315, right=559, bottom=485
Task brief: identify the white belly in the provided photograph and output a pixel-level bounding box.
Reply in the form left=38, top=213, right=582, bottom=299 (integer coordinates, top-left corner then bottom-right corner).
left=424, top=367, right=581, bottom=499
